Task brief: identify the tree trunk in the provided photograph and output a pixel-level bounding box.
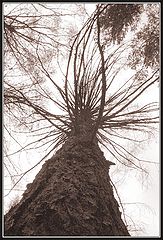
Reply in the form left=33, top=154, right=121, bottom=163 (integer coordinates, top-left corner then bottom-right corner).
left=4, top=136, right=130, bottom=236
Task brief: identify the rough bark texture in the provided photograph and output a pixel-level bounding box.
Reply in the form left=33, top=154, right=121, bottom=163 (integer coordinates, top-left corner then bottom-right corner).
left=4, top=137, right=130, bottom=236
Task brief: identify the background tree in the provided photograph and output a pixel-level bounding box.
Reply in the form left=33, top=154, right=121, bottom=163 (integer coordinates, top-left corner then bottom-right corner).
left=99, top=3, right=159, bottom=69
left=3, top=3, right=159, bottom=236
left=128, top=3, right=159, bottom=70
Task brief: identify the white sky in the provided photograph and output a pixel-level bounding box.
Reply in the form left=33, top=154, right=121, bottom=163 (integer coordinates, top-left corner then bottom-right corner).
left=3, top=2, right=160, bottom=237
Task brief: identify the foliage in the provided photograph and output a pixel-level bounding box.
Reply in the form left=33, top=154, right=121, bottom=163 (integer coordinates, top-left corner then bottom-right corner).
left=128, top=4, right=159, bottom=69
left=4, top=3, right=61, bottom=84
left=99, top=4, right=143, bottom=44
left=99, top=3, right=159, bottom=69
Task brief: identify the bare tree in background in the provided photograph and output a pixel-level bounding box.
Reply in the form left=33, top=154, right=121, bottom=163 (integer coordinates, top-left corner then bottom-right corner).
left=3, top=3, right=159, bottom=236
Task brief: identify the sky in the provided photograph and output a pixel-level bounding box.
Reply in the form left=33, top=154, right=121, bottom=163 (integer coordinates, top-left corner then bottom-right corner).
left=110, top=139, right=159, bottom=236
left=3, top=2, right=160, bottom=237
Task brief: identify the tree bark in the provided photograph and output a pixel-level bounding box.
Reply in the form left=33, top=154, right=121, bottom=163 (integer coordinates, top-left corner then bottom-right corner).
left=4, top=136, right=130, bottom=236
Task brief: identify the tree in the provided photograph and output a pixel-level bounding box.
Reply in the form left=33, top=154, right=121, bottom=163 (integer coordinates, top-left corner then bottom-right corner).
left=99, top=3, right=159, bottom=69
left=3, top=3, right=159, bottom=236
left=128, top=3, right=159, bottom=70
